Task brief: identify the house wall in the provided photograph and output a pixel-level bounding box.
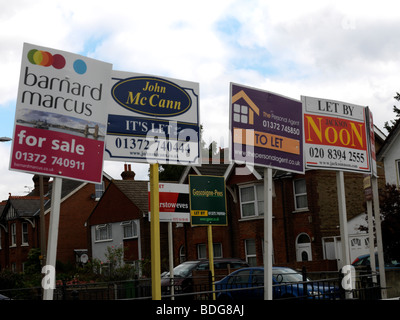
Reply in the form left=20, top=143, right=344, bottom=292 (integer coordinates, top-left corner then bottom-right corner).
left=172, top=159, right=385, bottom=272
left=44, top=177, right=111, bottom=267
left=382, top=135, right=400, bottom=186
left=88, top=183, right=143, bottom=263
left=2, top=218, right=39, bottom=272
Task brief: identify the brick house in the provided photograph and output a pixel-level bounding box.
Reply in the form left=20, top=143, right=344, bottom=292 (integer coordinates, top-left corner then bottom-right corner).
left=0, top=173, right=111, bottom=272
left=172, top=128, right=386, bottom=272
left=86, top=165, right=169, bottom=275
left=0, top=195, right=43, bottom=272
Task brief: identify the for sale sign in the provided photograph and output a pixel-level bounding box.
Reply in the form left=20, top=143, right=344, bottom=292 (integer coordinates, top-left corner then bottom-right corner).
left=9, top=43, right=112, bottom=183
left=302, top=95, right=372, bottom=173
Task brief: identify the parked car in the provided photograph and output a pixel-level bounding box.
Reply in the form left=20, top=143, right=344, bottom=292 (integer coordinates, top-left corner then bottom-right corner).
left=352, top=253, right=400, bottom=270
left=0, top=293, right=11, bottom=300
left=161, top=258, right=249, bottom=297
left=214, top=267, right=339, bottom=300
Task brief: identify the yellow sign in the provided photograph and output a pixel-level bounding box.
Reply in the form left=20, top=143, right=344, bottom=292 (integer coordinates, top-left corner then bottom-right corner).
left=191, top=210, right=208, bottom=216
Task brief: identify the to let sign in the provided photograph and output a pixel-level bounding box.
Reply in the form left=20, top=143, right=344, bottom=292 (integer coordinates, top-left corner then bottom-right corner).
left=230, top=83, right=304, bottom=174
left=302, top=95, right=372, bottom=173
left=189, top=175, right=227, bottom=226
left=9, top=43, right=112, bottom=183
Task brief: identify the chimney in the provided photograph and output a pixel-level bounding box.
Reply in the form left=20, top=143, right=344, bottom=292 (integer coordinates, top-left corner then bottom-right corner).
left=121, top=164, right=136, bottom=180
left=32, top=175, right=50, bottom=196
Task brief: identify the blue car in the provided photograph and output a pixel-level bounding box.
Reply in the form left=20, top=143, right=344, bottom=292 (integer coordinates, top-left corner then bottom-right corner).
left=215, top=267, right=339, bottom=300
left=352, top=253, right=400, bottom=270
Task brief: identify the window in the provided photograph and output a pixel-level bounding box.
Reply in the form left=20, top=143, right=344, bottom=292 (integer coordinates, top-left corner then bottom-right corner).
left=351, top=238, right=361, bottom=247
left=197, top=243, right=222, bottom=259
left=179, top=246, right=186, bottom=263
left=227, top=270, right=252, bottom=285
left=296, top=233, right=312, bottom=262
left=95, top=182, right=105, bottom=200
left=245, top=239, right=257, bottom=266
left=293, top=179, right=308, bottom=210
left=121, top=220, right=137, bottom=239
left=233, top=103, right=249, bottom=124
left=95, top=224, right=112, bottom=242
left=239, top=184, right=264, bottom=218
left=22, top=222, right=28, bottom=245
left=10, top=223, right=16, bottom=246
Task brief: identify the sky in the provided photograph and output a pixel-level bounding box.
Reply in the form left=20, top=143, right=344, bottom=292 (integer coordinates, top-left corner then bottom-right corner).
left=1, top=0, right=400, bottom=200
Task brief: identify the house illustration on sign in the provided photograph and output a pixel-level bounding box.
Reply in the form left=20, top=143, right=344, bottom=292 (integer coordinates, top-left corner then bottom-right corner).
left=232, top=90, right=260, bottom=125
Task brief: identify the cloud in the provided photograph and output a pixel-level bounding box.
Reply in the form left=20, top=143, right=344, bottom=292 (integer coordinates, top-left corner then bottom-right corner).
left=1, top=0, right=400, bottom=199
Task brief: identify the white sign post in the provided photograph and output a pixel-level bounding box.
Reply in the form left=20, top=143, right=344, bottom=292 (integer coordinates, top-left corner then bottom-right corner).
left=10, top=43, right=112, bottom=300
left=230, top=84, right=304, bottom=300
left=302, top=95, right=379, bottom=298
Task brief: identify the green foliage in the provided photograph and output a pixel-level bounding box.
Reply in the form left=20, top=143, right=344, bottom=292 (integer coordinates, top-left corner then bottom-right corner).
left=0, top=270, right=24, bottom=289
left=384, top=93, right=400, bottom=133
left=379, top=184, right=400, bottom=261
left=24, top=248, right=42, bottom=275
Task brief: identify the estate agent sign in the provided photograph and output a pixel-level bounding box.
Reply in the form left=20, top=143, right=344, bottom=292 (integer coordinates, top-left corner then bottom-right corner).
left=302, top=95, right=373, bottom=174
left=189, top=175, right=227, bottom=226
left=105, top=71, right=200, bottom=165
left=9, top=43, right=112, bottom=183
left=230, top=83, right=304, bottom=174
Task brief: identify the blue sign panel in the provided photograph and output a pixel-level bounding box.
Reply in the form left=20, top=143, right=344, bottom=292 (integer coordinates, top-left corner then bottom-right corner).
left=105, top=71, right=200, bottom=164
left=112, top=77, right=192, bottom=117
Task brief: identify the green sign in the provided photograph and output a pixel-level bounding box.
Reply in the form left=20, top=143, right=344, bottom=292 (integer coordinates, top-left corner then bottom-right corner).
left=189, top=175, right=227, bottom=226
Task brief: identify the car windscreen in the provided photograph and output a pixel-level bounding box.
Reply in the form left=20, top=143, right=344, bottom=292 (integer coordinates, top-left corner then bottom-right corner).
left=273, top=269, right=305, bottom=283
left=164, top=261, right=199, bottom=278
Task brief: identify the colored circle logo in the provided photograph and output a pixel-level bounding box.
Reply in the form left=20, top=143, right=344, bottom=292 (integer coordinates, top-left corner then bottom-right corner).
left=27, top=49, right=86, bottom=74
left=28, top=49, right=66, bottom=69
left=73, top=59, right=87, bottom=74
left=52, top=54, right=66, bottom=69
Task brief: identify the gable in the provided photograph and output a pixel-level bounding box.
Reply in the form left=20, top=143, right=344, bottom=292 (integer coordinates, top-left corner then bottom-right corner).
left=88, top=181, right=147, bottom=225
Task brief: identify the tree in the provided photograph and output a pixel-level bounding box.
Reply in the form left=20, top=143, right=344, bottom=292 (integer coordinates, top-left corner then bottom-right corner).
left=384, top=92, right=400, bottom=133
left=378, top=184, right=400, bottom=261
left=157, top=124, right=220, bottom=181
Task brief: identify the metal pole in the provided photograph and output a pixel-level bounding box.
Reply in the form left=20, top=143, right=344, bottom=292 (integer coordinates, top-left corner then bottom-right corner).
left=372, top=176, right=387, bottom=299
left=366, top=199, right=377, bottom=282
left=43, top=177, right=62, bottom=300
left=336, top=171, right=352, bottom=299
left=208, top=225, right=215, bottom=300
left=149, top=163, right=161, bottom=300
left=264, top=167, right=273, bottom=300
left=39, top=176, right=46, bottom=263
left=168, top=221, right=175, bottom=300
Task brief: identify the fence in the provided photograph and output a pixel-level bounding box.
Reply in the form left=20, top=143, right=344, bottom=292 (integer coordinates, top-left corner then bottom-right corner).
left=0, top=269, right=382, bottom=300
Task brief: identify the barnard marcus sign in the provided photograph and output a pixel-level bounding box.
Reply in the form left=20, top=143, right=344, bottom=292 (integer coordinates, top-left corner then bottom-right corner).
left=105, top=71, right=200, bottom=165
left=302, top=95, right=373, bottom=174
left=230, top=83, right=304, bottom=174
left=9, top=43, right=112, bottom=183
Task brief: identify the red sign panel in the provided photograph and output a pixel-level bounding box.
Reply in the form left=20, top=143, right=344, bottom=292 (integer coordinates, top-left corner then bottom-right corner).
left=9, top=43, right=112, bottom=183
left=302, top=95, right=372, bottom=173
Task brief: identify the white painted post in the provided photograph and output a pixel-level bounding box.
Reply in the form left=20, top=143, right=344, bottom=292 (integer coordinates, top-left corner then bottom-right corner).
left=336, top=171, right=352, bottom=299
left=366, top=199, right=377, bottom=282
left=264, top=167, right=273, bottom=300
left=43, top=177, right=62, bottom=300
left=168, top=221, right=175, bottom=300
left=372, top=177, right=387, bottom=299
